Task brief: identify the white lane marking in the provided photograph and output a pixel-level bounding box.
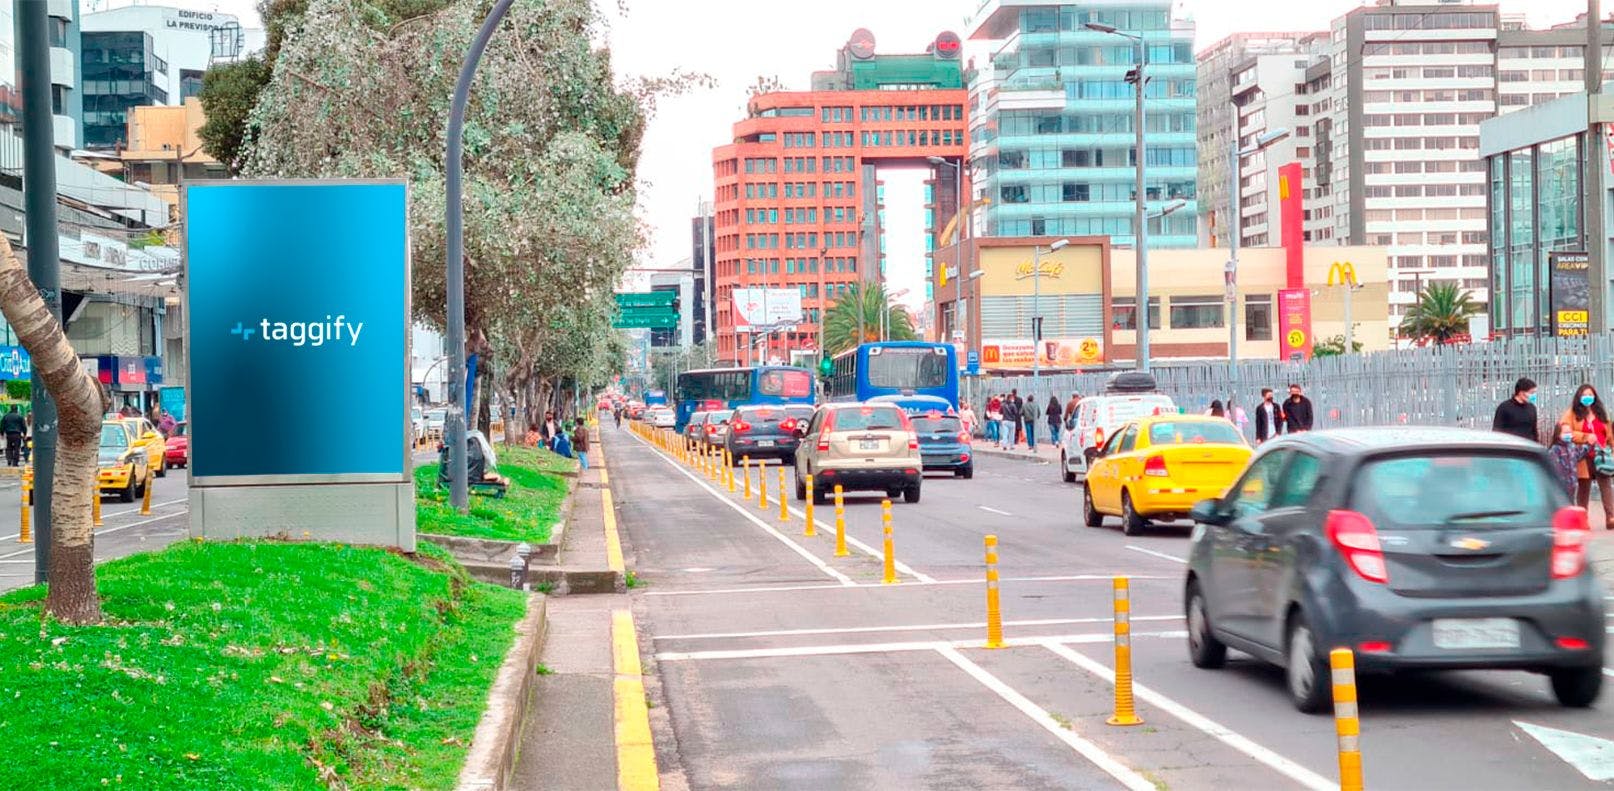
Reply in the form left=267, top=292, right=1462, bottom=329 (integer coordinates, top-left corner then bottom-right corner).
left=626, top=431, right=855, bottom=586
left=936, top=646, right=1155, bottom=791
left=1041, top=641, right=1334, bottom=791
left=654, top=630, right=1187, bottom=662
left=643, top=573, right=1176, bottom=598
left=0, top=509, right=188, bottom=560
left=978, top=506, right=1013, bottom=516
left=0, top=497, right=188, bottom=542
left=655, top=614, right=1182, bottom=641
left=1125, top=545, right=1187, bottom=564
left=784, top=502, right=937, bottom=583
left=1514, top=721, right=1614, bottom=781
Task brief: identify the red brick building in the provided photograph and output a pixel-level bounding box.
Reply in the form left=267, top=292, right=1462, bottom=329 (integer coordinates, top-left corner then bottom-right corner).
left=710, top=29, right=970, bottom=365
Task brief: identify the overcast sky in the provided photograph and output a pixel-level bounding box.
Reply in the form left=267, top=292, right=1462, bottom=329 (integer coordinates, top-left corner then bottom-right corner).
left=135, top=0, right=1596, bottom=305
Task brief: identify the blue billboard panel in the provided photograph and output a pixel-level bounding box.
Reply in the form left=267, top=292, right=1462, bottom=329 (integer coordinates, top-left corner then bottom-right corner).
left=185, top=181, right=408, bottom=481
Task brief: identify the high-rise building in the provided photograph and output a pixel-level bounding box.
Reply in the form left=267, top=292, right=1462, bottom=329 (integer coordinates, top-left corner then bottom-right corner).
left=966, top=1, right=1198, bottom=247
left=710, top=29, right=968, bottom=365
left=2, top=0, right=81, bottom=150
left=690, top=206, right=714, bottom=346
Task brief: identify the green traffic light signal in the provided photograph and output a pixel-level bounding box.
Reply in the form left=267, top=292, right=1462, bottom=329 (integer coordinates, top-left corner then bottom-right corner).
left=818, top=357, right=833, bottom=377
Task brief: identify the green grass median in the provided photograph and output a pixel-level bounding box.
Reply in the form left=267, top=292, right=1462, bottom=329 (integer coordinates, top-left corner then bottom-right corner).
left=0, top=540, right=525, bottom=790
left=414, top=445, right=574, bottom=544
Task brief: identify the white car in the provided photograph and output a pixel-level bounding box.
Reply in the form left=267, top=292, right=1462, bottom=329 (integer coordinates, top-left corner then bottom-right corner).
left=1058, top=392, right=1176, bottom=483
left=648, top=407, right=676, bottom=429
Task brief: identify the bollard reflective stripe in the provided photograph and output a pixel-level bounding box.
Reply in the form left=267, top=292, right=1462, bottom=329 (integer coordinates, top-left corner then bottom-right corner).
left=91, top=483, right=101, bottom=526
left=742, top=457, right=752, bottom=500
left=778, top=467, right=788, bottom=523
left=881, top=499, right=897, bottom=584
left=833, top=484, right=849, bottom=557
left=803, top=475, right=816, bottom=536
left=1106, top=575, right=1143, bottom=726
left=1331, top=648, right=1365, bottom=791
left=758, top=463, right=769, bottom=510
left=984, top=534, right=1003, bottom=649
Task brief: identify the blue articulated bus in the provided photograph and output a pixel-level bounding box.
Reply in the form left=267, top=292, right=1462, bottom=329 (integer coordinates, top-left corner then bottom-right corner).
left=826, top=342, right=959, bottom=409
left=674, top=366, right=816, bottom=432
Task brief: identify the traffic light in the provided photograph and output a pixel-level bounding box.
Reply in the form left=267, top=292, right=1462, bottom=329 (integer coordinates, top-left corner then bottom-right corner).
left=818, top=357, right=834, bottom=377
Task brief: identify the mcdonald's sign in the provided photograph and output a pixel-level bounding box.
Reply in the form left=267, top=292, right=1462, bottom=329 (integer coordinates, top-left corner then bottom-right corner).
left=1327, top=262, right=1358, bottom=287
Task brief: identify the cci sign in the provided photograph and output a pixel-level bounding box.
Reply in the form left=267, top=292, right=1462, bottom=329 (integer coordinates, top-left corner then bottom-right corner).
left=184, top=180, right=414, bottom=548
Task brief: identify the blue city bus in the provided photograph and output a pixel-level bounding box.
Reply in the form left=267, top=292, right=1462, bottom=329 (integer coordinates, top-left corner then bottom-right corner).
left=644, top=389, right=668, bottom=407
left=826, top=342, right=959, bottom=408
left=674, top=366, right=816, bottom=432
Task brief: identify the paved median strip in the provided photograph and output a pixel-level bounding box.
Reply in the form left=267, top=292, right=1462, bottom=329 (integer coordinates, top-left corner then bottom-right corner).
left=612, top=609, right=659, bottom=791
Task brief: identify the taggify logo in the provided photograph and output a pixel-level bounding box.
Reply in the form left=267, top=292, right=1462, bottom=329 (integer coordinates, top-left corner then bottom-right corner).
left=230, top=315, right=365, bottom=348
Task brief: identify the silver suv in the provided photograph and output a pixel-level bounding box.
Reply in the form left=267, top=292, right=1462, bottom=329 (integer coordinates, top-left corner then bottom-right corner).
left=793, top=403, right=922, bottom=504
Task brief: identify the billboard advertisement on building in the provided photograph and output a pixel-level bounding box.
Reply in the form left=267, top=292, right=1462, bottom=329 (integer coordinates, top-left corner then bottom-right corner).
left=979, top=337, right=1103, bottom=371
left=731, top=287, right=803, bottom=330
left=184, top=180, right=413, bottom=548
left=1550, top=251, right=1590, bottom=337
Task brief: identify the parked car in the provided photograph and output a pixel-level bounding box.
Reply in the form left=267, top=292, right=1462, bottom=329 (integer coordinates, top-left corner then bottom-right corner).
left=98, top=420, right=151, bottom=503
left=115, top=416, right=168, bottom=478
left=871, top=395, right=971, bottom=478
left=723, top=404, right=815, bottom=464
left=648, top=407, right=677, bottom=429
left=698, top=410, right=734, bottom=447
left=683, top=411, right=710, bottom=444
left=793, top=402, right=922, bottom=504
left=1082, top=415, right=1251, bottom=534
left=164, top=421, right=188, bottom=469
left=424, top=408, right=447, bottom=437
left=1059, top=390, right=1176, bottom=483
left=1184, top=427, right=1606, bottom=712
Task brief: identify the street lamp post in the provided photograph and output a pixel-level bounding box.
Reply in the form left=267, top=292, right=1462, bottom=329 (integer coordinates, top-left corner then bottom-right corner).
left=1032, top=239, right=1071, bottom=387
left=927, top=156, right=969, bottom=344
left=1086, top=22, right=1152, bottom=371
left=1226, top=127, right=1291, bottom=376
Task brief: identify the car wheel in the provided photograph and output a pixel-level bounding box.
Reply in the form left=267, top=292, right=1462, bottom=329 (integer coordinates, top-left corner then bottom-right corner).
left=1285, top=612, right=1331, bottom=714
left=1186, top=581, right=1227, bottom=669
left=1549, top=666, right=1603, bottom=708
left=812, top=485, right=828, bottom=506
left=794, top=474, right=806, bottom=501
left=961, top=465, right=973, bottom=480
left=155, top=457, right=167, bottom=478
left=1061, top=452, right=1076, bottom=483
left=904, top=484, right=921, bottom=504
left=1121, top=491, right=1147, bottom=536
left=120, top=474, right=136, bottom=503
left=1082, top=486, right=1104, bottom=527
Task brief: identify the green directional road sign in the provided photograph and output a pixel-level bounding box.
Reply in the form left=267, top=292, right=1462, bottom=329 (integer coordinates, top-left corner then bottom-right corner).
left=613, top=307, right=679, bottom=330
left=615, top=291, right=676, bottom=308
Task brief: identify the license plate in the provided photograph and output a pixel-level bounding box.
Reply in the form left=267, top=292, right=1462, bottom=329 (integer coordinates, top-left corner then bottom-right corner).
left=1431, top=618, right=1520, bottom=650
left=859, top=440, right=881, bottom=451
left=757, top=440, right=775, bottom=447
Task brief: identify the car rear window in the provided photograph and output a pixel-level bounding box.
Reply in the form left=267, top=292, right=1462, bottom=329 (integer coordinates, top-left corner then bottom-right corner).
left=709, top=410, right=733, bottom=423
left=738, top=407, right=804, bottom=429
left=834, top=406, right=906, bottom=431
left=1351, top=453, right=1561, bottom=529
left=913, top=415, right=961, bottom=434
left=1147, top=421, right=1242, bottom=446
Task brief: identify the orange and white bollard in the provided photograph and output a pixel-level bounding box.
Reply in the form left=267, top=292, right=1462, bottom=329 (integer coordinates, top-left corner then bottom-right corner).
left=1106, top=576, right=1143, bottom=726
left=92, top=484, right=102, bottom=527
left=881, top=499, right=897, bottom=584
left=803, top=475, right=816, bottom=537
left=141, top=471, right=154, bottom=516
left=758, top=463, right=769, bottom=511
left=742, top=456, right=752, bottom=500
left=984, top=535, right=1003, bottom=649
left=833, top=484, right=848, bottom=557
left=18, top=468, right=31, bottom=543
left=777, top=466, right=788, bottom=523
left=1332, top=648, right=1365, bottom=791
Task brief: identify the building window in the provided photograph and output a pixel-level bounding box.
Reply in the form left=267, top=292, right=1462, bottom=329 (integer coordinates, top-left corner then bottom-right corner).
left=1110, top=297, right=1161, bottom=331
left=1244, top=295, right=1273, bottom=341
left=1169, top=296, right=1225, bottom=329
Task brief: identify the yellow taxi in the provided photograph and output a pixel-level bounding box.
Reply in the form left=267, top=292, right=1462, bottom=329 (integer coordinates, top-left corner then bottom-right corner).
left=115, top=416, right=168, bottom=478
left=99, top=420, right=151, bottom=502
left=1082, top=414, right=1251, bottom=535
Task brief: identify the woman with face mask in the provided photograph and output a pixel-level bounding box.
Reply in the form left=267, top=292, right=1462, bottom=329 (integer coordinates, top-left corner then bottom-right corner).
left=1561, top=383, right=1614, bottom=528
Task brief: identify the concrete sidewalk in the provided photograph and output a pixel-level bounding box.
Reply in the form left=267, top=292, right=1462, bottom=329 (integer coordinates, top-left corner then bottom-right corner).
left=971, top=440, right=1061, bottom=465
left=509, top=594, right=626, bottom=790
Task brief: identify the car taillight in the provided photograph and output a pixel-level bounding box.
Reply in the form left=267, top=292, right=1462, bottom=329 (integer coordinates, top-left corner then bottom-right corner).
left=1325, top=510, right=1388, bottom=584
left=1093, top=427, right=1105, bottom=447
left=1143, top=455, right=1168, bottom=477
left=705, top=425, right=718, bottom=434
left=958, top=431, right=971, bottom=444
left=779, top=418, right=796, bottom=433
left=908, top=435, right=919, bottom=450
left=1551, top=506, right=1590, bottom=579
left=730, top=420, right=751, bottom=434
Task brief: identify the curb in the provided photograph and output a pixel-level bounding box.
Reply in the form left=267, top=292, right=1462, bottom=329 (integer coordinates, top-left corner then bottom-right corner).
left=971, top=446, right=1058, bottom=465
left=454, top=592, right=549, bottom=791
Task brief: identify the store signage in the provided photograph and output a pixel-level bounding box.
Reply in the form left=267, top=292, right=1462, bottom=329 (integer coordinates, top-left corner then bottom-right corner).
left=1013, top=260, right=1064, bottom=280
left=1277, top=288, right=1313, bottom=362
left=1550, top=251, right=1590, bottom=337
left=980, top=337, right=1102, bottom=370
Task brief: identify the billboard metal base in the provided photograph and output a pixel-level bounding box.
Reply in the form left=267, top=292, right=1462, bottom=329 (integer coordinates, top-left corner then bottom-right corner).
left=189, top=482, right=417, bottom=552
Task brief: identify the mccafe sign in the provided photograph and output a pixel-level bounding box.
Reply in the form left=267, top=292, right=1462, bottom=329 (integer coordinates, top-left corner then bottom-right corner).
left=1013, top=260, right=1064, bottom=280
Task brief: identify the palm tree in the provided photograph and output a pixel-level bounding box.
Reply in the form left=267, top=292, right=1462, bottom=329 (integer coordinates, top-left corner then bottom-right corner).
left=1398, top=281, right=1481, bottom=346
left=822, top=282, right=918, bottom=354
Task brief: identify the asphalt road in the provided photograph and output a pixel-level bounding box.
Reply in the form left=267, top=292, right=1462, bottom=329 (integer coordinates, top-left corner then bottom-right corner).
left=0, top=467, right=191, bottom=593
left=604, top=421, right=1614, bottom=791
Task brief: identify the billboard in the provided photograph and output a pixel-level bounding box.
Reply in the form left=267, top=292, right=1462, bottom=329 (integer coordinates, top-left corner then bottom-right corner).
left=1277, top=288, right=1314, bottom=362
left=732, top=287, right=803, bottom=330
left=184, top=180, right=413, bottom=548
left=1550, top=251, right=1590, bottom=337
left=980, top=337, right=1103, bottom=371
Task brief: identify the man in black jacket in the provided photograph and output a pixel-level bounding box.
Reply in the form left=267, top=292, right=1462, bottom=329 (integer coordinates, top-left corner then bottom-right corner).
left=1, top=406, right=26, bottom=467
left=1254, top=388, right=1283, bottom=443
left=1491, top=377, right=1538, bottom=443
left=1283, top=384, right=1314, bottom=433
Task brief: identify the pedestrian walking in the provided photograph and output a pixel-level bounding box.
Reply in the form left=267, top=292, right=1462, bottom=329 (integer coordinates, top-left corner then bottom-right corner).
left=1491, top=377, right=1539, bottom=443
left=1045, top=395, right=1062, bottom=446
left=1226, top=396, right=1249, bottom=436
left=959, top=401, right=978, bottom=438
left=1063, top=392, right=1081, bottom=425
left=1254, top=388, right=1283, bottom=443
left=985, top=394, right=1002, bottom=443
left=613, top=407, right=623, bottom=428
left=1022, top=393, right=1039, bottom=448
left=1283, top=384, right=1314, bottom=433
left=0, top=406, right=23, bottom=467
left=157, top=410, right=177, bottom=437
left=1548, top=422, right=1590, bottom=502
left=1206, top=399, right=1225, bottom=418
left=1000, top=389, right=1021, bottom=450
left=573, top=422, right=591, bottom=471
left=1562, top=384, right=1614, bottom=529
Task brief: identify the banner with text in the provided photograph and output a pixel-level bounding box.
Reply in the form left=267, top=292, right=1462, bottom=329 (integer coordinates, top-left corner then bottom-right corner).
left=980, top=337, right=1103, bottom=371
left=1277, top=288, right=1314, bottom=362
left=1550, top=250, right=1590, bottom=337
left=731, top=287, right=804, bottom=330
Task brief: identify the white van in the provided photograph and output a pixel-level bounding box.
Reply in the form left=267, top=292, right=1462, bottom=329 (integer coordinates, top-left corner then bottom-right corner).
left=1058, top=392, right=1176, bottom=482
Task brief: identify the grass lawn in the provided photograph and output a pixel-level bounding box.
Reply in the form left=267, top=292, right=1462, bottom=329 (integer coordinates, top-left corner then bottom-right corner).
left=415, top=444, right=573, bottom=544
left=0, top=540, right=525, bottom=790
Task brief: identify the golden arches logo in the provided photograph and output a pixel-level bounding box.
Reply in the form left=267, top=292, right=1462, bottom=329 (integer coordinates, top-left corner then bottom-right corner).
left=1327, top=262, right=1357, bottom=287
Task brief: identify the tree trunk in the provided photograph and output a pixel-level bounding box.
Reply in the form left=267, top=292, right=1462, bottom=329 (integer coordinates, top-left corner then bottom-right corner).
left=0, top=237, right=107, bottom=624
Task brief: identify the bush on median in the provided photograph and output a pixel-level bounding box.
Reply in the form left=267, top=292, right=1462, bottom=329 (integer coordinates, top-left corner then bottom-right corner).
left=414, top=445, right=572, bottom=544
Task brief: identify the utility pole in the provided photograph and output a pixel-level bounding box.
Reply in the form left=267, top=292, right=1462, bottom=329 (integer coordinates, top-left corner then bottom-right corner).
left=1226, top=135, right=1241, bottom=377
left=18, top=0, right=63, bottom=584
left=1586, top=0, right=1606, bottom=333
left=1133, top=36, right=1151, bottom=373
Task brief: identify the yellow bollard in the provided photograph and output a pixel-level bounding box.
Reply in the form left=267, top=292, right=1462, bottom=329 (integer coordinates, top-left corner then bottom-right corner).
left=984, top=535, right=1003, bottom=648
left=141, top=471, right=154, bottom=516
left=1332, top=648, right=1365, bottom=791
left=833, top=484, right=848, bottom=557
left=759, top=463, right=769, bottom=510
left=881, top=499, right=897, bottom=584
left=803, top=475, right=816, bottom=536
left=18, top=469, right=31, bottom=544
left=777, top=466, right=788, bottom=523
left=742, top=456, right=752, bottom=500
left=1106, top=576, right=1143, bottom=726
left=725, top=449, right=736, bottom=492
left=92, top=485, right=102, bottom=527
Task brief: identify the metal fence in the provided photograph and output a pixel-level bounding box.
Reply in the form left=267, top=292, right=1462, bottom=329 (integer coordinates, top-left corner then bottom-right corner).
left=964, top=335, right=1614, bottom=444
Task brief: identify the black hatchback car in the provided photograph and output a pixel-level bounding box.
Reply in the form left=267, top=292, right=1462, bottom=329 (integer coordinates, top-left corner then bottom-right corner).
left=724, top=404, right=816, bottom=464
left=1184, top=427, right=1606, bottom=712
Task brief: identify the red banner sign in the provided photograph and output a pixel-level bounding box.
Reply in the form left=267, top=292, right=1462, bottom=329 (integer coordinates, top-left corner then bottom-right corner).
left=1277, top=288, right=1313, bottom=362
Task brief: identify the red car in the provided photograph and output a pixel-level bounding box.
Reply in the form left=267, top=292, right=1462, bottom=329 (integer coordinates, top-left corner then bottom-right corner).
left=164, top=421, right=188, bottom=468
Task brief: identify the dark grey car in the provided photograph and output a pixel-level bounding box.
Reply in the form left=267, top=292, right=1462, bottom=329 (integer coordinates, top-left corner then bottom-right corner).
left=724, top=404, right=815, bottom=464
left=1184, top=427, right=1606, bottom=712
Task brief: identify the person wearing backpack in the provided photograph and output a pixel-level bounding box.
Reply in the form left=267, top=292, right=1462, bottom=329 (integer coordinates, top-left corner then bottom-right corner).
left=1563, top=383, right=1614, bottom=529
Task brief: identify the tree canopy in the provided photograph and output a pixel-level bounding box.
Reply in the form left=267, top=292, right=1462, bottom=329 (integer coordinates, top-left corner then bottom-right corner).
left=1398, top=282, right=1481, bottom=346
left=822, top=282, right=918, bottom=355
